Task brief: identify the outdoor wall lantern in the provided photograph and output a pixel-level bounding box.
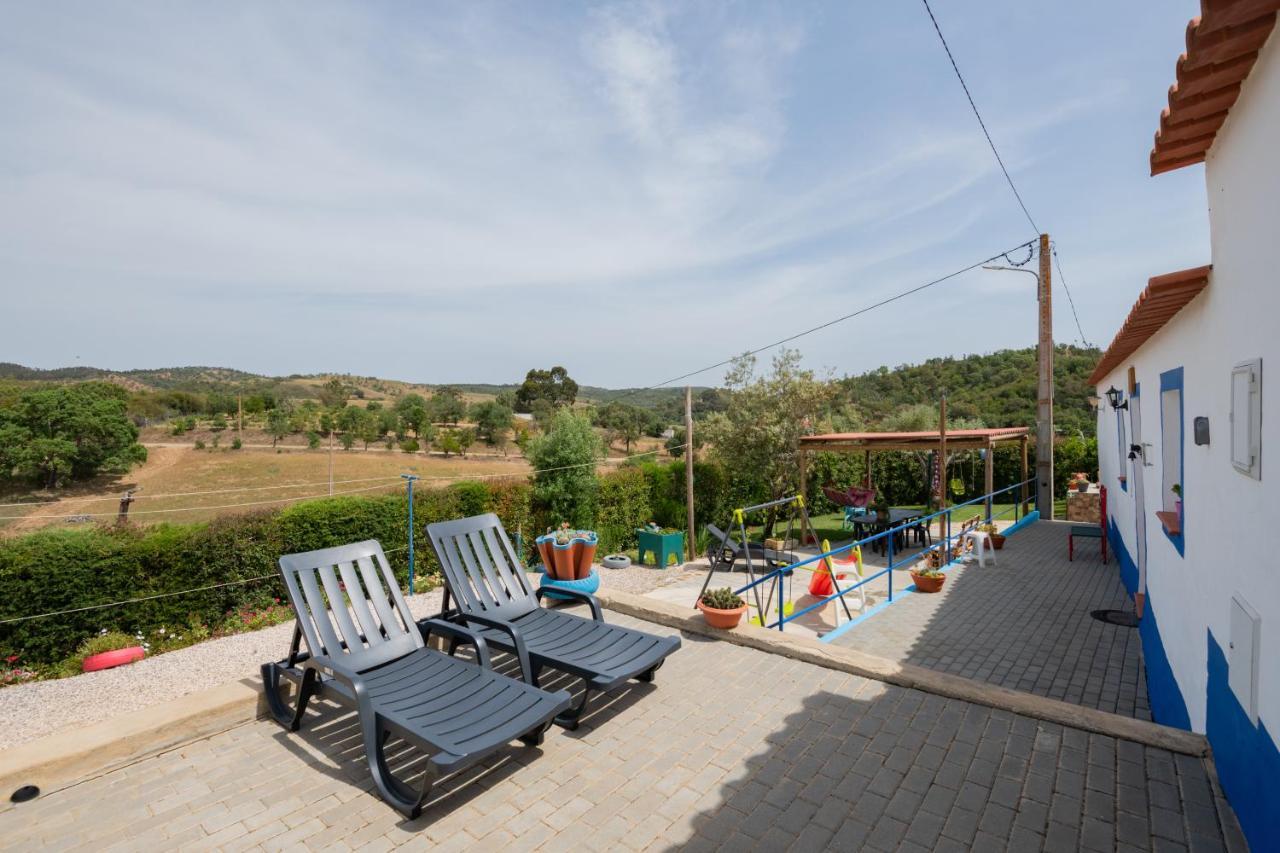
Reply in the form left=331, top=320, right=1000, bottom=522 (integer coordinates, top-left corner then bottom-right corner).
left=1105, top=386, right=1128, bottom=410
left=1128, top=443, right=1143, bottom=462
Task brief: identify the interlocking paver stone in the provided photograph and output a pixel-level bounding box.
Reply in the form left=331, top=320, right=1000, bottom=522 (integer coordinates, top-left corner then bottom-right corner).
left=0, top=612, right=1244, bottom=852
left=827, top=520, right=1152, bottom=719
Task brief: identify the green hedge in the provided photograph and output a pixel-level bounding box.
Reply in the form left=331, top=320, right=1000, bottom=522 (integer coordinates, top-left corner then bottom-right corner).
left=0, top=460, right=754, bottom=666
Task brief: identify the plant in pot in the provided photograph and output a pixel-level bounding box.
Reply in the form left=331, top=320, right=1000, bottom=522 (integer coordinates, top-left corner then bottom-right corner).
left=698, top=587, right=748, bottom=629
left=978, top=522, right=1006, bottom=549
left=1171, top=483, right=1182, bottom=516
left=67, top=630, right=148, bottom=675
left=911, top=553, right=947, bottom=593
left=1069, top=472, right=1091, bottom=493
left=535, top=523, right=598, bottom=580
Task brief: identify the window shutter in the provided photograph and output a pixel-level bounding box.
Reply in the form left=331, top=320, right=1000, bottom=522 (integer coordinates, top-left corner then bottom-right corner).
left=1230, top=359, right=1261, bottom=479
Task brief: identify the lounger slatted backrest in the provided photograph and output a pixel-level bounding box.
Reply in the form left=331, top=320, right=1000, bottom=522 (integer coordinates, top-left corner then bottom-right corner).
left=278, top=540, right=423, bottom=672
left=427, top=513, right=538, bottom=620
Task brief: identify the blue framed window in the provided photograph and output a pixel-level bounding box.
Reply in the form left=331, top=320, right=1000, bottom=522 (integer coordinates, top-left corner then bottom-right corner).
left=1159, top=367, right=1185, bottom=555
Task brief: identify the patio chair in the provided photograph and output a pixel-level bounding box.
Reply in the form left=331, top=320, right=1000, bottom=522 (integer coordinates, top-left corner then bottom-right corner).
left=426, top=514, right=682, bottom=730
left=261, top=540, right=572, bottom=818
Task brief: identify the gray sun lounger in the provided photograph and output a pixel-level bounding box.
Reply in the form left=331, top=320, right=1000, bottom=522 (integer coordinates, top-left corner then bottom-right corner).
left=426, top=513, right=681, bottom=730
left=261, top=539, right=571, bottom=818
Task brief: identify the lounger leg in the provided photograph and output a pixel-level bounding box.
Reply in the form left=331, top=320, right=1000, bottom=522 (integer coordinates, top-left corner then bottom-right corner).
left=554, top=683, right=593, bottom=731
left=637, top=660, right=664, bottom=683
left=520, top=720, right=552, bottom=747
left=261, top=662, right=316, bottom=732
left=364, top=717, right=436, bottom=819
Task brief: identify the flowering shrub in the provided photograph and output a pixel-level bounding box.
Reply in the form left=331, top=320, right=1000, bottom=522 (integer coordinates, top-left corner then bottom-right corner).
left=222, top=600, right=293, bottom=634
left=1, top=654, right=37, bottom=687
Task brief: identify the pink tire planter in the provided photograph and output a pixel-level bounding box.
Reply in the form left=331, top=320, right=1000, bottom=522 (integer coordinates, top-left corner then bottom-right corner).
left=81, top=646, right=146, bottom=672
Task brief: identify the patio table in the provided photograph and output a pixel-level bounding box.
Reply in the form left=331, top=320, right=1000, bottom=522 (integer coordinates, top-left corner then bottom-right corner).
left=849, top=508, right=926, bottom=555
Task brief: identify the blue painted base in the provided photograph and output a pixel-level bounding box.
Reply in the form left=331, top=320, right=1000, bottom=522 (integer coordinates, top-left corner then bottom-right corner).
left=539, top=569, right=600, bottom=600
left=1003, top=510, right=1039, bottom=536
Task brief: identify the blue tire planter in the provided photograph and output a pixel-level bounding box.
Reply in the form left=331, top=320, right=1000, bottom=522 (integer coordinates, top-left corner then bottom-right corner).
left=539, top=568, right=600, bottom=600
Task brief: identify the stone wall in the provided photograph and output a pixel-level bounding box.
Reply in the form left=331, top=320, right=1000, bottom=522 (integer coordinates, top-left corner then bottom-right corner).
left=1066, top=487, right=1101, bottom=524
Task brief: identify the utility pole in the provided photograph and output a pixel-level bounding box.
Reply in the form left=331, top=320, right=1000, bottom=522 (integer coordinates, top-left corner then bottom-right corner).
left=328, top=430, right=335, bottom=495
left=684, top=386, right=695, bottom=563
left=1036, top=233, right=1054, bottom=519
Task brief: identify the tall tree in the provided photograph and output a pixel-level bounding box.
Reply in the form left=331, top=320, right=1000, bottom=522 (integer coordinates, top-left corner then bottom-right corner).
left=394, top=393, right=429, bottom=437
left=429, top=386, right=466, bottom=426
left=0, top=383, right=147, bottom=488
left=514, top=366, right=578, bottom=413
left=526, top=409, right=602, bottom=527
left=702, top=349, right=835, bottom=535
left=470, top=400, right=514, bottom=448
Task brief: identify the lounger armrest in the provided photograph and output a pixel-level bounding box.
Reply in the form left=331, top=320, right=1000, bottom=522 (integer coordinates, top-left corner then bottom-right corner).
left=457, top=613, right=535, bottom=685
left=536, top=587, right=603, bottom=622
left=302, top=651, right=360, bottom=684
left=417, top=618, right=493, bottom=670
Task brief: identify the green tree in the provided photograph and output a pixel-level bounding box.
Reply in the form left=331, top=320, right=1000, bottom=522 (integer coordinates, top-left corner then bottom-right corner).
left=471, top=400, right=514, bottom=448
left=598, top=402, right=644, bottom=453
left=429, top=387, right=466, bottom=426
left=437, top=430, right=462, bottom=457
left=514, top=366, right=578, bottom=413
left=457, top=427, right=476, bottom=458
left=526, top=409, right=602, bottom=527
left=208, top=413, right=227, bottom=434
left=266, top=408, right=290, bottom=448
left=0, top=383, right=147, bottom=488
left=395, top=393, right=429, bottom=438
left=702, top=349, right=835, bottom=535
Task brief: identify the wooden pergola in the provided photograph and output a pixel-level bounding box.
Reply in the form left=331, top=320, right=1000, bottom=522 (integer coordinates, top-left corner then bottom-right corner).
left=798, top=426, right=1032, bottom=514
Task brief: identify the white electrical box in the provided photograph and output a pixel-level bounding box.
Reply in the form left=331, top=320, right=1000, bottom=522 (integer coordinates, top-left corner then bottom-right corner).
left=1229, top=594, right=1261, bottom=725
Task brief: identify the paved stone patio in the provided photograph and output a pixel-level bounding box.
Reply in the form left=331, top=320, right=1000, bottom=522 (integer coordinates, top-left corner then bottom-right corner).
left=0, top=613, right=1241, bottom=852
left=828, top=521, right=1152, bottom=721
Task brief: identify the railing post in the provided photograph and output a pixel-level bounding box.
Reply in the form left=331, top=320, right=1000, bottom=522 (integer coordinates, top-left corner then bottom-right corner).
left=887, top=534, right=894, bottom=602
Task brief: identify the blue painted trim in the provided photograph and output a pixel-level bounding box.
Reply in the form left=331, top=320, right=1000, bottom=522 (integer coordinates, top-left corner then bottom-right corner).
left=1106, top=525, right=1191, bottom=729
left=1158, top=367, right=1185, bottom=556
left=818, top=556, right=966, bottom=643
left=1207, top=630, right=1280, bottom=851
left=1003, top=511, right=1039, bottom=536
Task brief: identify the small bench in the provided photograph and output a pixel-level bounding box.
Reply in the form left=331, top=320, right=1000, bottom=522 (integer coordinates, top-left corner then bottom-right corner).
left=1068, top=525, right=1107, bottom=563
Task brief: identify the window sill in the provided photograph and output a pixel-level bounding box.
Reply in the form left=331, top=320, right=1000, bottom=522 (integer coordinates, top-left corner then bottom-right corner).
left=1155, top=510, right=1181, bottom=536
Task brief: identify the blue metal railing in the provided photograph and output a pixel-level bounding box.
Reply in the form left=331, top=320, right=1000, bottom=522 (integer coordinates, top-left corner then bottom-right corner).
left=733, top=477, right=1035, bottom=631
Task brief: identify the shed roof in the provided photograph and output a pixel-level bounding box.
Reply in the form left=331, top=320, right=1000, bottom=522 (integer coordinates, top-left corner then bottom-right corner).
left=1088, top=265, right=1212, bottom=385
left=800, top=427, right=1029, bottom=452
left=1150, top=0, right=1279, bottom=175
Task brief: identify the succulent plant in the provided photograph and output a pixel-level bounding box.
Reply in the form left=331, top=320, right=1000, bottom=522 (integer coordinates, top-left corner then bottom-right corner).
left=700, top=587, right=745, bottom=610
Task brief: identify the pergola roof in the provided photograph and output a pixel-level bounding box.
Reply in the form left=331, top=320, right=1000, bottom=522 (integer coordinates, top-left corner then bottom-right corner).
left=800, top=427, right=1030, bottom=453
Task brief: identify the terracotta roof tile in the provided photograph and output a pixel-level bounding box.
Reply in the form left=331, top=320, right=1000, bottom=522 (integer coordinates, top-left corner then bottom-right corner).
left=1088, top=266, right=1212, bottom=385
left=1151, top=0, right=1279, bottom=175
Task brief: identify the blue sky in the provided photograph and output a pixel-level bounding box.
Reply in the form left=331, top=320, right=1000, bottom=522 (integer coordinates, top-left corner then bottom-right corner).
left=1, top=1, right=1211, bottom=387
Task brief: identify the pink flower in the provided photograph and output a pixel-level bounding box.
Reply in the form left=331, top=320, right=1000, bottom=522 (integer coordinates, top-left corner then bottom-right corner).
left=5, top=655, right=17, bottom=664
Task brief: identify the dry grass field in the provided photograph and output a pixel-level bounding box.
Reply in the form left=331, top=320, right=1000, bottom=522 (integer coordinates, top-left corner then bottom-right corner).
left=0, top=445, right=533, bottom=536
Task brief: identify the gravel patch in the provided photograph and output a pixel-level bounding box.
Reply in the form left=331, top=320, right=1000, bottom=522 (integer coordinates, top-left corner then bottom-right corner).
left=0, top=563, right=700, bottom=751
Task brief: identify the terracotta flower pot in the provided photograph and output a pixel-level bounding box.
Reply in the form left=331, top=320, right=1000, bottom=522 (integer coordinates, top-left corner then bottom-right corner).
left=536, top=539, right=555, bottom=573
left=573, top=540, right=597, bottom=579
left=698, top=600, right=747, bottom=629
left=82, top=646, right=146, bottom=673
left=990, top=533, right=1006, bottom=550
left=910, top=571, right=946, bottom=594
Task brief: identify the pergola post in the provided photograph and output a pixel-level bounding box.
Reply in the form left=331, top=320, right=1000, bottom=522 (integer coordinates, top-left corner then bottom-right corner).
left=863, top=449, right=871, bottom=488
left=1020, top=436, right=1029, bottom=517
left=984, top=439, right=995, bottom=522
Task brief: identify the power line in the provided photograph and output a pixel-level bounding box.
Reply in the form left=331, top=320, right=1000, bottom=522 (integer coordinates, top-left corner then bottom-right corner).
left=918, top=1, right=1092, bottom=351
left=1050, top=243, right=1092, bottom=347
left=0, top=575, right=279, bottom=625
left=615, top=238, right=1037, bottom=397
left=919, top=0, right=1038, bottom=235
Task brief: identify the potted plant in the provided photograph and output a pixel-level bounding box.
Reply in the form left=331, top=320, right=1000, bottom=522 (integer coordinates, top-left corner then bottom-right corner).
left=697, top=587, right=748, bottom=629
left=535, top=523, right=598, bottom=581
left=74, top=630, right=147, bottom=674
left=1069, top=472, right=1091, bottom=493
left=1171, top=483, right=1182, bottom=515
left=978, top=522, right=1006, bottom=549
left=910, top=558, right=947, bottom=593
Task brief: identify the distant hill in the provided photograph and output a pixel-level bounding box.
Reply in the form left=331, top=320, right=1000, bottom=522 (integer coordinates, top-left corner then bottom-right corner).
left=2, top=347, right=1103, bottom=435
left=839, top=345, right=1102, bottom=437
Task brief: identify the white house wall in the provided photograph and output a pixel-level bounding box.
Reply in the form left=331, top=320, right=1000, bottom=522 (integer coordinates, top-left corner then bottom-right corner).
left=1095, top=25, right=1280, bottom=747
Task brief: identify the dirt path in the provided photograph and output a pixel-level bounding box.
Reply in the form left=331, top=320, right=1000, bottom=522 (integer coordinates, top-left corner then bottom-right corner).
left=4, top=446, right=189, bottom=535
